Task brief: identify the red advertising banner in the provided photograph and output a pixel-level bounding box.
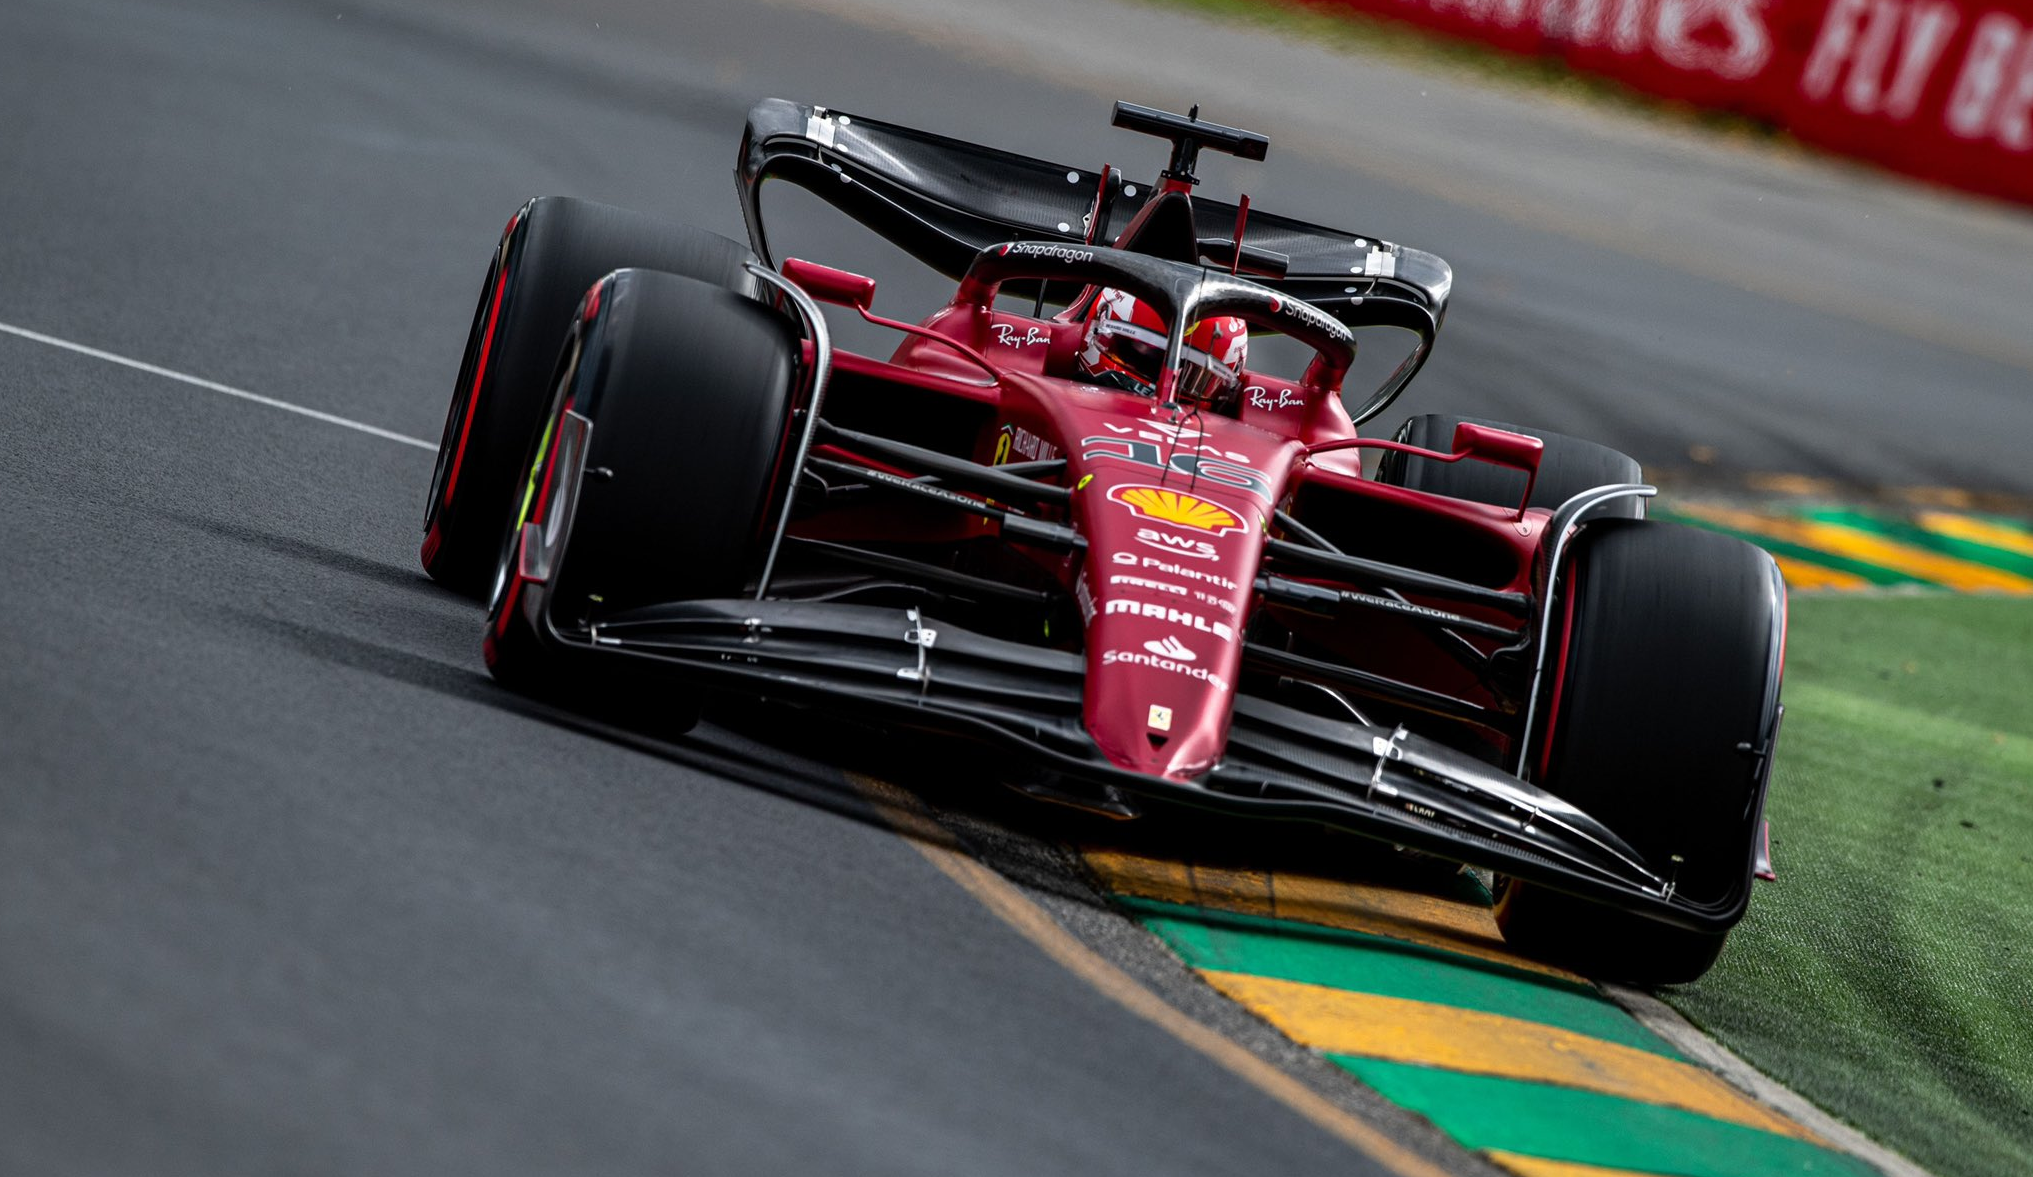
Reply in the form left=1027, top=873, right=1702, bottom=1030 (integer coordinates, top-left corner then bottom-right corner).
left=1313, top=0, right=2033, bottom=205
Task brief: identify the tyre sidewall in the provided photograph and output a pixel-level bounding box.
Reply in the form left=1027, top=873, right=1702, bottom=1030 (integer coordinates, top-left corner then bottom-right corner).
left=423, top=198, right=765, bottom=596
left=546, top=269, right=800, bottom=622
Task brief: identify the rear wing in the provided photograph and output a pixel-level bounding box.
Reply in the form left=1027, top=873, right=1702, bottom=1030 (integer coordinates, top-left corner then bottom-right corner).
left=735, top=98, right=1450, bottom=336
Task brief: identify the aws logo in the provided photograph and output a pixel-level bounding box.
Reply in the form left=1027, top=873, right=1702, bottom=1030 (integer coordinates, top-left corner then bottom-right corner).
left=1133, top=527, right=1217, bottom=560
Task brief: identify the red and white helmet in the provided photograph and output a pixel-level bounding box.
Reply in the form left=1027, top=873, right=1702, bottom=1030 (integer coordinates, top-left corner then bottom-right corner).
left=1079, top=288, right=1248, bottom=407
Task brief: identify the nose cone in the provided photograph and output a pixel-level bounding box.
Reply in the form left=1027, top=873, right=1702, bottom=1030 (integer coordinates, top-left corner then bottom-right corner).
left=1075, top=481, right=1262, bottom=780
left=1039, top=396, right=1301, bottom=781
left=1082, top=595, right=1244, bottom=777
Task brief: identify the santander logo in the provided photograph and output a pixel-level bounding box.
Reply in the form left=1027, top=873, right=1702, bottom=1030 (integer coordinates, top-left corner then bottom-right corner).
left=1143, top=635, right=1197, bottom=661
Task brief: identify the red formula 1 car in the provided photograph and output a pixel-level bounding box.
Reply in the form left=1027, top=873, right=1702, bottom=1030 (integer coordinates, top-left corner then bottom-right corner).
left=419, top=99, right=1785, bottom=985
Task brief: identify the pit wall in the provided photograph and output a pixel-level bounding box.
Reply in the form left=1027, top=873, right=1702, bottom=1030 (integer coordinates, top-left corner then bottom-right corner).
left=1311, top=0, right=2033, bottom=206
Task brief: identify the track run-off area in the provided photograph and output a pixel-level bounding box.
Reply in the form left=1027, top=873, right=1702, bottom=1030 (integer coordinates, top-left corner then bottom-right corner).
left=5, top=0, right=2030, bottom=1175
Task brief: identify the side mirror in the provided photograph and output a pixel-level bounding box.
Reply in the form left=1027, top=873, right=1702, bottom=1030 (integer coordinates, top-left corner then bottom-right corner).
left=1453, top=422, right=1544, bottom=518
left=781, top=258, right=875, bottom=311
left=1452, top=422, right=1543, bottom=473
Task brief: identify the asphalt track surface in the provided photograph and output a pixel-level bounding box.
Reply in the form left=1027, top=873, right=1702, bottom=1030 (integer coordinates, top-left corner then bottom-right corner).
left=0, top=0, right=2024, bottom=1172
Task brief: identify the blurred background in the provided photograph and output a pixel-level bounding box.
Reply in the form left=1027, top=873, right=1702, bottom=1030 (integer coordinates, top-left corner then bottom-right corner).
left=3, top=0, right=2028, bottom=1174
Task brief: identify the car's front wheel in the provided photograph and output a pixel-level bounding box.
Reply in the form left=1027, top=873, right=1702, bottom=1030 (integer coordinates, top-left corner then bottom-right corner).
left=1496, top=518, right=1785, bottom=985
left=484, top=268, right=800, bottom=713
left=422, top=197, right=766, bottom=598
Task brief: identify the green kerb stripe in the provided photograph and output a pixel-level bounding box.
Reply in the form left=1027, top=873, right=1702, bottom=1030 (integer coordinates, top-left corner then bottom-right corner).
left=1804, top=508, right=2033, bottom=578
left=1123, top=896, right=1671, bottom=1056
left=1335, top=1058, right=1878, bottom=1177
left=1650, top=507, right=1927, bottom=587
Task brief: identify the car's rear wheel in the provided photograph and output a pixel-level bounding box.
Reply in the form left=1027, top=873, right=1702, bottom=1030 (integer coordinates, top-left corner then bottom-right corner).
left=422, top=196, right=765, bottom=597
left=1375, top=413, right=1645, bottom=517
left=484, top=268, right=800, bottom=714
left=1496, top=519, right=1785, bottom=985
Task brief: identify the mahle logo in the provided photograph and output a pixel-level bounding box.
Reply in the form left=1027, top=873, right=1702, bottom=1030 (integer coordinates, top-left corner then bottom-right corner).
left=1106, top=600, right=1236, bottom=643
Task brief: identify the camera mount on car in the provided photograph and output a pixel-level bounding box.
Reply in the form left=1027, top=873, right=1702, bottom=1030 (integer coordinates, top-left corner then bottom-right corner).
left=1110, top=101, right=1269, bottom=187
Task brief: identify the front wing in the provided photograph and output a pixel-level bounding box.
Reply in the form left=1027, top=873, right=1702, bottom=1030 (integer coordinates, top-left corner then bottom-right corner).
left=540, top=594, right=1756, bottom=936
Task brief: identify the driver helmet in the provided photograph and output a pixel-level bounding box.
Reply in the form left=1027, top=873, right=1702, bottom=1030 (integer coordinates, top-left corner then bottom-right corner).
left=1079, top=288, right=1247, bottom=407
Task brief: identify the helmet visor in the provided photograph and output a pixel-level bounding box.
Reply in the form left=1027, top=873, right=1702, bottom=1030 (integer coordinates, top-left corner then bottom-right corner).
left=1173, top=344, right=1241, bottom=405
left=1093, top=319, right=1168, bottom=388
left=1093, top=317, right=1242, bottom=404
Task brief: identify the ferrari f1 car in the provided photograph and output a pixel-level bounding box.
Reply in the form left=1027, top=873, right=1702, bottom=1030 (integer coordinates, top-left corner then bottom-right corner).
left=419, top=99, right=1785, bottom=985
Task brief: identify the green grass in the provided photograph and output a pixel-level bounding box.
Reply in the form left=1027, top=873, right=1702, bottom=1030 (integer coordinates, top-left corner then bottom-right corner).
left=1666, top=595, right=2033, bottom=1177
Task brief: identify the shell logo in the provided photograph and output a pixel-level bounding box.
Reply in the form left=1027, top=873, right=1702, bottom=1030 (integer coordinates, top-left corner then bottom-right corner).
left=1107, top=485, right=1248, bottom=536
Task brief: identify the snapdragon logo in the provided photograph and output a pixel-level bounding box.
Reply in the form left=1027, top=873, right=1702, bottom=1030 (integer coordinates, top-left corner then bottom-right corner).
left=999, top=242, right=1095, bottom=264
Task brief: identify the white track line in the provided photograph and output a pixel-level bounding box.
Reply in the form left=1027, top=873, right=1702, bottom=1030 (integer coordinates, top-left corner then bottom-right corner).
left=0, top=320, right=435, bottom=451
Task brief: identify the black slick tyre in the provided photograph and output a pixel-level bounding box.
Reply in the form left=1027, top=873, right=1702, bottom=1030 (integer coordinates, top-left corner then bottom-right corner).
left=1375, top=413, right=1645, bottom=518
left=484, top=268, right=799, bottom=709
left=1497, top=519, right=1785, bottom=986
left=422, top=197, right=765, bottom=598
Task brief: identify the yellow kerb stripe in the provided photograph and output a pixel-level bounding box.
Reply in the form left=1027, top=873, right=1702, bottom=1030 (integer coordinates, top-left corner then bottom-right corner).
left=1676, top=503, right=2033, bottom=593
left=1198, top=971, right=1819, bottom=1142
left=1083, top=849, right=1583, bottom=982
left=1771, top=555, right=1871, bottom=592
left=1485, top=1152, right=1672, bottom=1177
left=1914, top=511, right=2033, bottom=559
left=849, top=778, right=1457, bottom=1177
left=1743, top=473, right=1841, bottom=496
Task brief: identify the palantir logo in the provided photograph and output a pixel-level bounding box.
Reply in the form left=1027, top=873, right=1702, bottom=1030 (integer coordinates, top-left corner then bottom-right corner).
left=1143, top=635, right=1197, bottom=661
